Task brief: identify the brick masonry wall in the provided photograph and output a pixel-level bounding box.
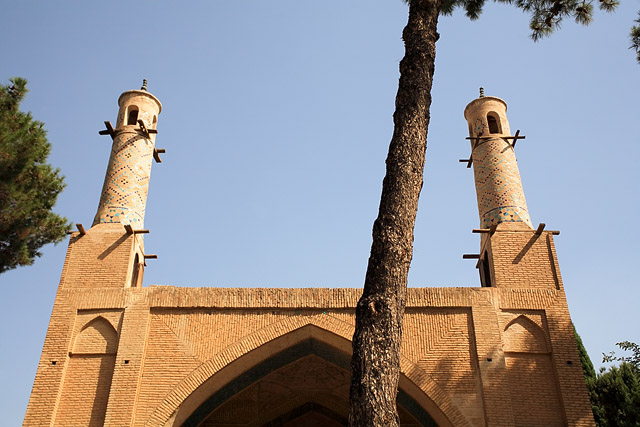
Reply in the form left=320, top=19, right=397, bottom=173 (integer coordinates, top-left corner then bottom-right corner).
left=24, top=286, right=594, bottom=427
left=490, top=230, right=562, bottom=290
left=60, top=225, right=138, bottom=289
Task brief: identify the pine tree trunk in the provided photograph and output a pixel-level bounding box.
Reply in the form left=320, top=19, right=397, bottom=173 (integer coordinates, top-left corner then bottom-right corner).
left=348, top=1, right=441, bottom=425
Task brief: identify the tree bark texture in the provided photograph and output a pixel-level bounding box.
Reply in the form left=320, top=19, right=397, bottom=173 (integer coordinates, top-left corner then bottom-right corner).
left=349, top=1, right=441, bottom=425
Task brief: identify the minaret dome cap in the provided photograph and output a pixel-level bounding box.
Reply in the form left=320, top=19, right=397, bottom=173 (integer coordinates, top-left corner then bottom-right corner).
left=117, top=89, right=162, bottom=113
left=464, top=95, right=507, bottom=121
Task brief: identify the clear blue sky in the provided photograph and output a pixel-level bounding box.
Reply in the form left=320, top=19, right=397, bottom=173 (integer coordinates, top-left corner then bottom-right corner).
left=1, top=1, right=638, bottom=424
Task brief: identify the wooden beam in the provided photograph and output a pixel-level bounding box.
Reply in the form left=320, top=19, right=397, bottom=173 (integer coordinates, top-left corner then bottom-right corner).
left=124, top=224, right=149, bottom=234
left=459, top=157, right=473, bottom=168
left=463, top=254, right=480, bottom=259
left=501, top=129, right=526, bottom=148
left=98, top=121, right=116, bottom=139
left=143, top=254, right=158, bottom=259
left=76, top=223, right=86, bottom=235
left=137, top=119, right=158, bottom=139
left=535, top=223, right=546, bottom=235
left=137, top=119, right=150, bottom=138
left=153, top=148, right=165, bottom=163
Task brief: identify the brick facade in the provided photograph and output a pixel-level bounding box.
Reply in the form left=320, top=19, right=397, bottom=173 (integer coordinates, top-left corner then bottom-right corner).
left=24, top=89, right=595, bottom=426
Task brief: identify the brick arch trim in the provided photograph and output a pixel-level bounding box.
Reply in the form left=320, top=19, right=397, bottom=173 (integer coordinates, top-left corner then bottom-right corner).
left=145, top=314, right=469, bottom=427
left=503, top=314, right=549, bottom=353
left=73, top=316, right=118, bottom=355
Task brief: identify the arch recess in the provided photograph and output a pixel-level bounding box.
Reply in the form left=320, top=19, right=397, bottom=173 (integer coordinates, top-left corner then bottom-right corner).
left=504, top=315, right=549, bottom=353
left=145, top=314, right=470, bottom=427
left=73, top=316, right=118, bottom=355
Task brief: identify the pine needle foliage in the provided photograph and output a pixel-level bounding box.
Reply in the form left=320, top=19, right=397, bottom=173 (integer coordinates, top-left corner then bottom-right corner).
left=631, top=12, right=640, bottom=63
left=0, top=78, right=70, bottom=274
left=438, top=0, right=618, bottom=40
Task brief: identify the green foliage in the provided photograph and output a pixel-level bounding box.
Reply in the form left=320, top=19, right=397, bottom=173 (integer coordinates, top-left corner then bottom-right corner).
left=0, top=77, right=70, bottom=273
left=438, top=0, right=618, bottom=41
left=591, top=362, right=640, bottom=426
left=603, top=341, right=640, bottom=370
left=574, top=324, right=596, bottom=381
left=630, top=12, right=640, bottom=63
left=577, top=338, right=640, bottom=426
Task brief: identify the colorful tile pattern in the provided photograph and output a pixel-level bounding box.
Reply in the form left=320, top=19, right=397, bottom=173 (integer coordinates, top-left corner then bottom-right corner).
left=93, top=130, right=155, bottom=227
left=472, top=137, right=532, bottom=229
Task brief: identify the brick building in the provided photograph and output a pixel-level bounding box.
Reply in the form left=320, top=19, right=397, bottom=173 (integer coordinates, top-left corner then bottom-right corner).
left=24, top=84, right=595, bottom=426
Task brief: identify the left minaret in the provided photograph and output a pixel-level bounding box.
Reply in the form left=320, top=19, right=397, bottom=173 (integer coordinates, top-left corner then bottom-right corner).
left=59, top=80, right=161, bottom=289
left=93, top=80, right=161, bottom=227
left=24, top=82, right=163, bottom=427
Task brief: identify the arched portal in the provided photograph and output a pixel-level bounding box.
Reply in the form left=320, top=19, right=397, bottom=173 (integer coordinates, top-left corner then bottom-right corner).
left=183, top=338, right=434, bottom=426
left=158, top=324, right=462, bottom=427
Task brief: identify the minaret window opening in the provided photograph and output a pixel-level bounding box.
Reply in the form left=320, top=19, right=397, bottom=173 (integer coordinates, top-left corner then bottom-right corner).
left=487, top=113, right=501, bottom=134
left=479, top=251, right=493, bottom=287
left=127, top=106, right=139, bottom=125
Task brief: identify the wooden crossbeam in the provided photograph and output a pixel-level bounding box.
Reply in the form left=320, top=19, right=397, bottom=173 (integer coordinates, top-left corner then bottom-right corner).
left=535, top=223, right=546, bottom=235
left=472, top=225, right=497, bottom=235
left=76, top=223, right=87, bottom=235
left=98, top=121, right=116, bottom=139
left=463, top=254, right=480, bottom=259
left=124, top=224, right=150, bottom=234
left=137, top=119, right=158, bottom=139
left=459, top=157, right=473, bottom=168
left=501, top=129, right=525, bottom=148
left=143, top=254, right=158, bottom=259
left=153, top=148, right=166, bottom=163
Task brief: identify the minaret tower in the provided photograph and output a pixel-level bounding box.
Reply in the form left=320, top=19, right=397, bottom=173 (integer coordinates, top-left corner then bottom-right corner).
left=93, top=79, right=162, bottom=228
left=464, top=90, right=562, bottom=290
left=464, top=89, right=532, bottom=230
left=57, top=81, right=162, bottom=289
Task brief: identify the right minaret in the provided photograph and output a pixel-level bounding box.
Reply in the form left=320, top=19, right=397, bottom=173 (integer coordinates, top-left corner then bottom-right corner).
left=463, top=91, right=564, bottom=290
left=464, top=91, right=533, bottom=230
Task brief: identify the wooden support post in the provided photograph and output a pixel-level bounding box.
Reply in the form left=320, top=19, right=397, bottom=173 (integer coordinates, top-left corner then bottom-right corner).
left=124, top=224, right=149, bottom=234
left=535, top=223, right=546, bottom=235
left=459, top=157, right=473, bottom=168
left=500, top=129, right=525, bottom=148
left=473, top=225, right=497, bottom=235
left=137, top=119, right=158, bottom=140
left=98, top=121, right=116, bottom=139
left=76, top=224, right=86, bottom=235
left=153, top=148, right=165, bottom=163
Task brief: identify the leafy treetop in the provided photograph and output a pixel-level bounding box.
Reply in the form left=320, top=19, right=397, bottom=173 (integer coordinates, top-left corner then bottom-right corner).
left=0, top=77, right=70, bottom=274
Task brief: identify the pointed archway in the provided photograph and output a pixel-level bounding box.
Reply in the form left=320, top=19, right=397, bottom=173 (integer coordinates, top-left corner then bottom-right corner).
left=148, top=322, right=468, bottom=426
left=182, top=338, right=435, bottom=426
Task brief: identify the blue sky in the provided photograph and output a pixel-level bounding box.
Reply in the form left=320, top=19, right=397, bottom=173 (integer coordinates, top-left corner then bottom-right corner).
left=1, top=1, right=638, bottom=424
